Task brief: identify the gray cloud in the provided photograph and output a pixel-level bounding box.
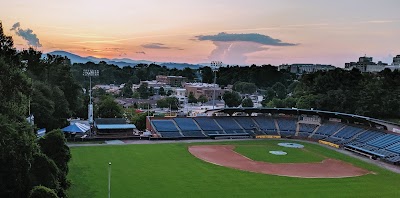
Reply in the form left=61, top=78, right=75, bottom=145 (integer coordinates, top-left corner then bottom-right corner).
left=10, top=22, right=20, bottom=31
left=136, top=51, right=146, bottom=54
left=141, top=43, right=170, bottom=49
left=10, top=22, right=42, bottom=47
left=196, top=32, right=297, bottom=46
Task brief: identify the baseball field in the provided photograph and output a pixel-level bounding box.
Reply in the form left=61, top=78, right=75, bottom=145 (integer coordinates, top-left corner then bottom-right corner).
left=68, top=140, right=400, bottom=197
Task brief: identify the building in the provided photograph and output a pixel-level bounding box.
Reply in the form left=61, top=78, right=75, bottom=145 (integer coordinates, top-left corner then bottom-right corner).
left=174, top=88, right=187, bottom=103
left=156, top=75, right=187, bottom=87
left=94, top=118, right=137, bottom=136
left=132, top=80, right=173, bottom=95
left=393, top=55, right=400, bottom=66
left=184, top=83, right=231, bottom=101
left=345, top=55, right=388, bottom=73
left=279, top=64, right=335, bottom=74
left=93, top=84, right=123, bottom=94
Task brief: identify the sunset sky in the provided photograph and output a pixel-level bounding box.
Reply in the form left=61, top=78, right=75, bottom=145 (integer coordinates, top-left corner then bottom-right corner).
left=1, top=0, right=399, bottom=66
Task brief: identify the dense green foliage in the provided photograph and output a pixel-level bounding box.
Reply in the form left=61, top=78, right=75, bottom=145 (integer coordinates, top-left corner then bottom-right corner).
left=233, top=82, right=257, bottom=94
left=188, top=92, right=197, bottom=103
left=68, top=140, right=400, bottom=198
left=156, top=97, right=180, bottom=110
left=97, top=96, right=123, bottom=118
left=20, top=48, right=83, bottom=130
left=241, top=98, right=254, bottom=107
left=198, top=95, right=208, bottom=103
left=129, top=112, right=152, bottom=131
left=217, top=65, right=295, bottom=88
left=223, top=91, right=242, bottom=107
left=294, top=68, right=400, bottom=118
left=0, top=23, right=71, bottom=198
left=29, top=186, right=58, bottom=198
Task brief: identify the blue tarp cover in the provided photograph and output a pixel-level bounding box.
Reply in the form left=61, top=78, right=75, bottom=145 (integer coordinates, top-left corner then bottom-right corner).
left=62, top=123, right=90, bottom=133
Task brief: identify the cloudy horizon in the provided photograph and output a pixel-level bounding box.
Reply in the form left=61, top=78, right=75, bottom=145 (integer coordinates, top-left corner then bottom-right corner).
left=1, top=0, right=399, bottom=66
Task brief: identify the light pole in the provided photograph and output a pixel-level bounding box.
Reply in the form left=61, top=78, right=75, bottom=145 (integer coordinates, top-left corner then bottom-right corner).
left=108, top=162, right=112, bottom=198
left=211, top=61, right=222, bottom=110
left=83, top=69, right=99, bottom=136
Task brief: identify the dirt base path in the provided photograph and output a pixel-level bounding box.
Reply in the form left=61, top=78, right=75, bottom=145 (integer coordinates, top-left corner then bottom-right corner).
left=189, top=145, right=371, bottom=178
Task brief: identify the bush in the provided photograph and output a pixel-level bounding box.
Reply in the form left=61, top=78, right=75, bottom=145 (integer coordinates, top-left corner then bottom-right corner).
left=29, top=186, right=58, bottom=198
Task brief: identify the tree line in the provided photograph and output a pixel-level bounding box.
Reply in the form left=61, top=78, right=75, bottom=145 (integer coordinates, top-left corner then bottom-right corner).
left=0, top=22, right=71, bottom=198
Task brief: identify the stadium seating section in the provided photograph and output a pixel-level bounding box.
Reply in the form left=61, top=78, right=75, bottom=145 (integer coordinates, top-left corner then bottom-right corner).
left=150, top=116, right=400, bottom=164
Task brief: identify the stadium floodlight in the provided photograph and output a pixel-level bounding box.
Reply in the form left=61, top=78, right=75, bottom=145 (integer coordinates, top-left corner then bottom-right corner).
left=108, top=162, right=112, bottom=198
left=211, top=61, right=222, bottom=109
left=83, top=69, right=99, bottom=133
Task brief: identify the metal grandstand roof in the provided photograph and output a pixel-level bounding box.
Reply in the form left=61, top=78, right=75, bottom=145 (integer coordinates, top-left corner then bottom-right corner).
left=96, top=124, right=136, bottom=130
left=205, top=107, right=400, bottom=128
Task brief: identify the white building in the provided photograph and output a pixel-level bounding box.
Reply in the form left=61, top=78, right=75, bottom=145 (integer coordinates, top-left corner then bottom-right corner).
left=173, top=88, right=187, bottom=103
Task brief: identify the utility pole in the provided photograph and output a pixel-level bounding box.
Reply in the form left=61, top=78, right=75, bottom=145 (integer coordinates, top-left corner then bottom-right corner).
left=211, top=61, right=222, bottom=110
left=83, top=69, right=99, bottom=136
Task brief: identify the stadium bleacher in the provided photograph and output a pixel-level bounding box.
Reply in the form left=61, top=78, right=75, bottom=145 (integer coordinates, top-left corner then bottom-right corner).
left=173, top=118, right=205, bottom=137
left=312, top=122, right=344, bottom=139
left=367, top=134, right=400, bottom=149
left=297, top=123, right=318, bottom=138
left=234, top=117, right=260, bottom=135
left=193, top=117, right=224, bottom=135
left=151, top=120, right=182, bottom=138
left=252, top=117, right=278, bottom=135
left=150, top=115, right=400, bottom=165
left=214, top=117, right=245, bottom=134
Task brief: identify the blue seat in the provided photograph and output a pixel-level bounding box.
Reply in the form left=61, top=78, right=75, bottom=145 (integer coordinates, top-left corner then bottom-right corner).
left=152, top=120, right=179, bottom=132
left=215, top=117, right=244, bottom=134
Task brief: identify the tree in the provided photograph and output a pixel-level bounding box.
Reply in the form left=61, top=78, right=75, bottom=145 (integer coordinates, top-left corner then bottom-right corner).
left=198, top=95, right=208, bottom=104
left=29, top=153, right=60, bottom=192
left=97, top=96, right=123, bottom=118
left=0, top=116, right=38, bottom=198
left=201, top=66, right=213, bottom=83
left=181, top=67, right=196, bottom=80
left=29, top=186, right=58, bottom=198
left=130, top=112, right=152, bottom=131
left=137, top=83, right=149, bottom=99
left=233, top=82, right=257, bottom=94
left=223, top=91, right=242, bottom=107
left=188, top=92, right=197, bottom=103
left=261, top=87, right=275, bottom=106
left=158, top=87, right=166, bottom=96
left=38, top=130, right=71, bottom=197
left=242, top=98, right=254, bottom=107
left=283, top=97, right=297, bottom=108
left=0, top=23, right=38, bottom=198
left=121, top=81, right=133, bottom=97
left=149, top=87, right=155, bottom=96
left=156, top=97, right=180, bottom=110
left=272, top=82, right=287, bottom=99
left=267, top=98, right=285, bottom=108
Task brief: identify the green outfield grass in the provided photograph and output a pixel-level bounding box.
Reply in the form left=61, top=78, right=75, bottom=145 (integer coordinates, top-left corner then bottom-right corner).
left=68, top=140, right=400, bottom=198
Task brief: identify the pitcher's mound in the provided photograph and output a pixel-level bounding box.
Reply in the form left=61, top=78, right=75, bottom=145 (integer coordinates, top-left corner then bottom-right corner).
left=189, top=145, right=371, bottom=178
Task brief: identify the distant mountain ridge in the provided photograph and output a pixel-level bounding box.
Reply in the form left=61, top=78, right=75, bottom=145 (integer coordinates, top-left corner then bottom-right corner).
left=47, top=50, right=203, bottom=69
